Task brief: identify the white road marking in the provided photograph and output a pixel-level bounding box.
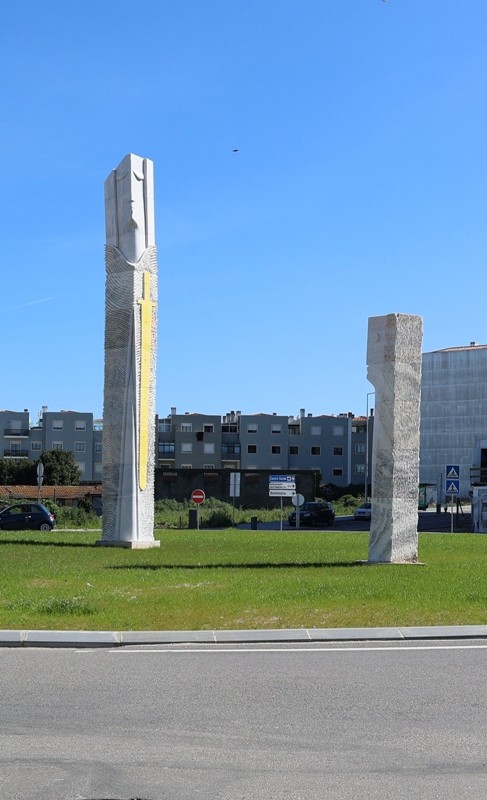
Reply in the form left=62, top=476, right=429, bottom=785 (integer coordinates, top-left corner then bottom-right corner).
left=105, top=643, right=487, bottom=654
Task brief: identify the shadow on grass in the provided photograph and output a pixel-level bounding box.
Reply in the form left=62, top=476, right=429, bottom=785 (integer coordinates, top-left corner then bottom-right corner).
left=0, top=539, right=97, bottom=548
left=106, top=561, right=361, bottom=570
left=0, top=541, right=363, bottom=566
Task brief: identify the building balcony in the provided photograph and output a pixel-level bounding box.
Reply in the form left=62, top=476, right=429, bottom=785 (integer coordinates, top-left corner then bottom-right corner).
left=4, top=449, right=29, bottom=458
left=470, top=467, right=487, bottom=486
left=4, top=428, right=29, bottom=437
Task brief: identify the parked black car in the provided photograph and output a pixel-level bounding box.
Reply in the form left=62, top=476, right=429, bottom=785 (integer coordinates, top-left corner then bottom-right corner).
left=288, top=501, right=335, bottom=527
left=0, top=502, right=56, bottom=531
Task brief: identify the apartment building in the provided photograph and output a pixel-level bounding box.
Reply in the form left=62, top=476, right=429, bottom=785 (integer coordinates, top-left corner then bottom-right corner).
left=0, top=404, right=372, bottom=492
left=0, top=407, right=100, bottom=482
left=155, top=407, right=369, bottom=488
left=0, top=410, right=31, bottom=460
left=6, top=341, right=487, bottom=501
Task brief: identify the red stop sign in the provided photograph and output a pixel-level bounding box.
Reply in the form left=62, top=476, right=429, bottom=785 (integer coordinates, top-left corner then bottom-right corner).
left=191, top=489, right=206, bottom=505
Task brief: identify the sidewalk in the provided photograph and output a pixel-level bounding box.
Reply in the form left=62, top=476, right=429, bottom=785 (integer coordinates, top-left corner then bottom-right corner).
left=1, top=624, right=486, bottom=648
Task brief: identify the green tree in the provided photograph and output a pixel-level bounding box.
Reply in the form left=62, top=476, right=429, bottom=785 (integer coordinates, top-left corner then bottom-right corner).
left=0, top=458, right=37, bottom=485
left=41, top=450, right=82, bottom=485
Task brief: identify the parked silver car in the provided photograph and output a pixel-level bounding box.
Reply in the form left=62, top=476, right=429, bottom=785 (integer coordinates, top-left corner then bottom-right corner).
left=354, top=502, right=372, bottom=520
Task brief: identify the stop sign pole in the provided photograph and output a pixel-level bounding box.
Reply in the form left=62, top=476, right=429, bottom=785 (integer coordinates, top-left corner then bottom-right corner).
left=191, top=489, right=205, bottom=530
left=37, top=461, right=44, bottom=502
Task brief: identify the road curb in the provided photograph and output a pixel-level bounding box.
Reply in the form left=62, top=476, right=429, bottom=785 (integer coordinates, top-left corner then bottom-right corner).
left=1, top=624, right=486, bottom=648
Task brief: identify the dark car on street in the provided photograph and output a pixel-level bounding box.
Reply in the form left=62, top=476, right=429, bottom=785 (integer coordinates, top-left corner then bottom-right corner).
left=0, top=502, right=56, bottom=531
left=288, top=501, right=335, bottom=527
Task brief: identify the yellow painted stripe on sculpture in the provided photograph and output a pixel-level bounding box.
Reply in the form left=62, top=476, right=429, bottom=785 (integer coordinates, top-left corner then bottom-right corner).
left=137, top=271, right=154, bottom=490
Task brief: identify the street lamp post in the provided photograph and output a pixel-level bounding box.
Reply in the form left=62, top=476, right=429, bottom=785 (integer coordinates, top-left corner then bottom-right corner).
left=365, top=392, right=375, bottom=503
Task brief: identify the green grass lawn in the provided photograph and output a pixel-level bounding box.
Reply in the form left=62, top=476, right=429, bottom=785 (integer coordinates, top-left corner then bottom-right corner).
left=0, top=529, right=485, bottom=631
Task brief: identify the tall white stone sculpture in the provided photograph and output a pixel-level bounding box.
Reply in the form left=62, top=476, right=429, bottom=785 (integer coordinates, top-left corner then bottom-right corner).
left=367, top=313, right=423, bottom=563
left=98, top=153, right=160, bottom=548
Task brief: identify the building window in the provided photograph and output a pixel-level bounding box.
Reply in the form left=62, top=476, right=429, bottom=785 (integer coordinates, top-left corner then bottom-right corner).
left=74, top=442, right=86, bottom=452
left=289, top=445, right=299, bottom=455
left=333, top=425, right=344, bottom=436
left=311, top=446, right=321, bottom=456
left=75, top=420, right=86, bottom=431
left=222, top=443, right=241, bottom=456
left=311, top=425, right=321, bottom=436
left=158, top=420, right=171, bottom=432
left=181, top=443, right=192, bottom=453
left=271, top=424, right=282, bottom=434
left=95, top=443, right=102, bottom=453
left=52, top=420, right=63, bottom=431
left=31, top=441, right=41, bottom=451
left=203, top=443, right=215, bottom=454
left=203, top=464, right=215, bottom=469
left=94, top=462, right=102, bottom=474
left=203, top=424, right=214, bottom=433
left=222, top=423, right=238, bottom=433
left=247, top=424, right=258, bottom=434
left=355, top=464, right=365, bottom=475
left=159, top=442, right=175, bottom=456
left=332, top=468, right=343, bottom=477
left=333, top=446, right=343, bottom=456
left=181, top=423, right=192, bottom=433
left=355, top=444, right=366, bottom=454
left=77, top=462, right=85, bottom=474
left=181, top=464, right=192, bottom=469
left=247, top=444, right=257, bottom=454
left=271, top=445, right=281, bottom=455
left=52, top=441, right=63, bottom=450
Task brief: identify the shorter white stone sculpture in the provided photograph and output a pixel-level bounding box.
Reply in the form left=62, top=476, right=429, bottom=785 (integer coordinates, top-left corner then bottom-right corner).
left=367, top=313, right=423, bottom=563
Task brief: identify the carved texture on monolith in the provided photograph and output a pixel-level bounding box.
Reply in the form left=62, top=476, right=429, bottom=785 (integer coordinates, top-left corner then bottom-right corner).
left=100, top=154, right=158, bottom=547
left=367, top=313, right=423, bottom=563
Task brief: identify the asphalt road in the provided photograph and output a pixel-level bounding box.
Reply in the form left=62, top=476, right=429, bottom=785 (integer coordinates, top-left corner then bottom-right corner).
left=2, top=641, right=486, bottom=800
left=239, top=510, right=471, bottom=533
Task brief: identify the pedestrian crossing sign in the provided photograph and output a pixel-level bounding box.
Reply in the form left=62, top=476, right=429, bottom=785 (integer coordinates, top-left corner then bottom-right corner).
left=446, top=465, right=460, bottom=479
left=446, top=480, right=459, bottom=495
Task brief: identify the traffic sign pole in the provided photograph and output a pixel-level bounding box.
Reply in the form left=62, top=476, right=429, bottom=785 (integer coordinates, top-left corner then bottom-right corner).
left=445, top=466, right=460, bottom=534
left=37, top=461, right=44, bottom=502
left=191, top=489, right=205, bottom=531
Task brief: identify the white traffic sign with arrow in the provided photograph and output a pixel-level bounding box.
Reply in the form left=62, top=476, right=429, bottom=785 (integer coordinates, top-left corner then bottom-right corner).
left=269, top=474, right=296, bottom=497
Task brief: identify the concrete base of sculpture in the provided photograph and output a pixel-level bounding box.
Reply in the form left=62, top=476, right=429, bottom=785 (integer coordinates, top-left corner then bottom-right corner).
left=366, top=313, right=423, bottom=564
left=359, top=559, right=425, bottom=566
left=96, top=539, right=160, bottom=549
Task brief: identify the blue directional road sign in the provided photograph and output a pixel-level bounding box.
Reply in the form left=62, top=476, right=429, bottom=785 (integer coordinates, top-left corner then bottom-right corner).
left=269, top=474, right=296, bottom=497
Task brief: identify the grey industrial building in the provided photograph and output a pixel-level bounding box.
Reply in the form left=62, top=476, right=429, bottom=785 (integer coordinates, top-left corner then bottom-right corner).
left=419, top=342, right=487, bottom=498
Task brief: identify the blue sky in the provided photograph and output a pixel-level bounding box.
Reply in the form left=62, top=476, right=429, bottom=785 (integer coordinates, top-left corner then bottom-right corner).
left=2, top=0, right=486, bottom=423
